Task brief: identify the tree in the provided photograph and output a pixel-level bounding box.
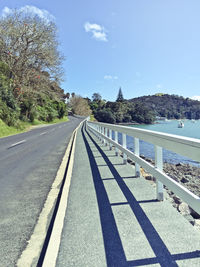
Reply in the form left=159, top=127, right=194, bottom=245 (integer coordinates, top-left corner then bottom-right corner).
left=0, top=61, right=19, bottom=125
left=0, top=9, right=63, bottom=98
left=65, top=92, right=70, bottom=99
left=69, top=95, right=91, bottom=116
left=116, top=87, right=124, bottom=102
left=0, top=9, right=66, bottom=123
left=92, top=93, right=102, bottom=102
left=94, top=110, right=116, bottom=124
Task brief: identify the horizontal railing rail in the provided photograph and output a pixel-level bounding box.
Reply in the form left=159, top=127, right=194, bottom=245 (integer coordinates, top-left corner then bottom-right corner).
left=86, top=121, right=200, bottom=215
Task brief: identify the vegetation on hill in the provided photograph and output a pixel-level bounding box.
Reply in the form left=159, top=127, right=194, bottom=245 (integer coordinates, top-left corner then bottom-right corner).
left=129, top=94, right=200, bottom=120
left=87, top=90, right=200, bottom=124
left=0, top=9, right=68, bottom=130
left=88, top=89, right=155, bottom=124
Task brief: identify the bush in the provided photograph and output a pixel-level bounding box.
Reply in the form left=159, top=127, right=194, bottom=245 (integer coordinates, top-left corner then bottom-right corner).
left=95, top=110, right=116, bottom=124
left=0, top=98, right=19, bottom=126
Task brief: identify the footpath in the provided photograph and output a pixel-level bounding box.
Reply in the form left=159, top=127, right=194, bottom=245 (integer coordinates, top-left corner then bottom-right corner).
left=56, top=123, right=200, bottom=267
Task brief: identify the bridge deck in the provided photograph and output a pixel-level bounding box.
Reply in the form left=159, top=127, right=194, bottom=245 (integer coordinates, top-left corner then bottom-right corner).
left=56, top=124, right=200, bottom=267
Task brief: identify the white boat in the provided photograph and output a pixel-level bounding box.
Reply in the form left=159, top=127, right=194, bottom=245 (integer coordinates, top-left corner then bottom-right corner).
left=178, top=121, right=184, bottom=128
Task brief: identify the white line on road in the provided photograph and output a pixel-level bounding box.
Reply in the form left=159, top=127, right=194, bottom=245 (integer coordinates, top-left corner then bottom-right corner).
left=9, top=140, right=26, bottom=148
left=39, top=131, right=48, bottom=136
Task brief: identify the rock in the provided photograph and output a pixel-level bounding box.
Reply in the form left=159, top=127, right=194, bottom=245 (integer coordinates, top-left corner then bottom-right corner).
left=173, top=196, right=182, bottom=205
left=176, top=163, right=184, bottom=167
left=178, top=202, right=190, bottom=215
left=180, top=177, right=190, bottom=183
left=145, top=175, right=154, bottom=181
left=185, top=174, right=193, bottom=179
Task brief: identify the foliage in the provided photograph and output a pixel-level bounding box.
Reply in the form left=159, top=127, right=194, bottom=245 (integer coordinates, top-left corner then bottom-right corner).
left=0, top=62, right=20, bottom=125
left=94, top=110, right=116, bottom=124
left=129, top=94, right=200, bottom=120
left=0, top=10, right=67, bottom=127
left=92, top=93, right=102, bottom=102
left=0, top=9, right=63, bottom=96
left=69, top=95, right=91, bottom=116
left=116, top=87, right=124, bottom=102
left=89, top=93, right=155, bottom=124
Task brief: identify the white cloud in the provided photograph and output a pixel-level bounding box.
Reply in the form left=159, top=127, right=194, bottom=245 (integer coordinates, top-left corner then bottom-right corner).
left=84, top=22, right=108, bottom=42
left=190, top=96, right=200, bottom=101
left=93, top=31, right=107, bottom=42
left=104, top=75, right=118, bottom=80
left=1, top=5, right=55, bottom=22
left=1, top=7, right=12, bottom=17
left=84, top=22, right=102, bottom=32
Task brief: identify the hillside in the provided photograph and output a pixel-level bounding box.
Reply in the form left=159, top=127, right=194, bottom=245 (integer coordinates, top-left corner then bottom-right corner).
left=129, top=94, right=200, bottom=120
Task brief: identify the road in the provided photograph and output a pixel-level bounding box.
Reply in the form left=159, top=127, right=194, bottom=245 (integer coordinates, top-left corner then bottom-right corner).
left=0, top=116, right=84, bottom=267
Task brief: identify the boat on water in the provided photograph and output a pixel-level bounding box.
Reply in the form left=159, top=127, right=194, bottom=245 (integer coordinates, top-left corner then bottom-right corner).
left=178, top=121, right=184, bottom=128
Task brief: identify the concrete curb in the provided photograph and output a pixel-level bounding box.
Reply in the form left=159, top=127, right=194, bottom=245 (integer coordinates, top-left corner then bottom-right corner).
left=42, top=124, right=78, bottom=267
left=17, top=121, right=83, bottom=267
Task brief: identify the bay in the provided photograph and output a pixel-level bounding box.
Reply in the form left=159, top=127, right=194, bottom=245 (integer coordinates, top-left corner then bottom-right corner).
left=123, top=120, right=200, bottom=166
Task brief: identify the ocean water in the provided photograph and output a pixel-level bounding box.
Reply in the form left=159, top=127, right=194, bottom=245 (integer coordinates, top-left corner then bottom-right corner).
left=118, top=120, right=200, bottom=166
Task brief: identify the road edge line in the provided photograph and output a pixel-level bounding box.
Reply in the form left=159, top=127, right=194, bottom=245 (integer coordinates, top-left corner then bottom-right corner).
left=16, top=122, right=82, bottom=267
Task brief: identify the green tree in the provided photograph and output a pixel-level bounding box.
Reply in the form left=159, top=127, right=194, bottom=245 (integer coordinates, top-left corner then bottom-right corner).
left=95, top=110, right=116, bottom=124
left=116, top=87, right=124, bottom=102
left=0, top=9, right=63, bottom=97
left=92, top=93, right=102, bottom=102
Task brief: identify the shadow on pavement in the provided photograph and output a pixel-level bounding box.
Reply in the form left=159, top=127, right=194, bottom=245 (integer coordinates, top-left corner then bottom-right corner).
left=82, top=124, right=200, bottom=267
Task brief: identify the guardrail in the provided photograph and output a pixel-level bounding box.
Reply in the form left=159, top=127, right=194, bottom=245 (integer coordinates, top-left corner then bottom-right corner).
left=86, top=121, right=200, bottom=215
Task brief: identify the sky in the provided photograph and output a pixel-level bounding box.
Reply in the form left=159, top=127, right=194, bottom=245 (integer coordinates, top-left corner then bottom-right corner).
left=1, top=0, right=200, bottom=101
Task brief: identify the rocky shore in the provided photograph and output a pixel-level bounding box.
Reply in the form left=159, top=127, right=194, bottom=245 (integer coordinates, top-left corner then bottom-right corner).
left=127, top=154, right=200, bottom=230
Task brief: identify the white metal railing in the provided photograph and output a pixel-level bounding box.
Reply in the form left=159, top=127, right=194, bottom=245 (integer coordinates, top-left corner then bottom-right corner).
left=86, top=121, right=200, bottom=214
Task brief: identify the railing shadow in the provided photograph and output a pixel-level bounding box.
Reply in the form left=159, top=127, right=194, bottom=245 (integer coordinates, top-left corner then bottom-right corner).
left=82, top=124, right=200, bottom=266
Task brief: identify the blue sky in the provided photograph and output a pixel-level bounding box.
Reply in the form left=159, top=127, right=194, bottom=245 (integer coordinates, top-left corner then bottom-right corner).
left=1, top=0, right=200, bottom=101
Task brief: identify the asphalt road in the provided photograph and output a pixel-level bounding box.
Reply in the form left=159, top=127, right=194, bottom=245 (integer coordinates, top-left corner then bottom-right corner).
left=0, top=116, right=84, bottom=267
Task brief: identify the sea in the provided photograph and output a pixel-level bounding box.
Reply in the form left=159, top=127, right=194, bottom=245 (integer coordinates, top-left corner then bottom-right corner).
left=119, top=120, right=200, bottom=167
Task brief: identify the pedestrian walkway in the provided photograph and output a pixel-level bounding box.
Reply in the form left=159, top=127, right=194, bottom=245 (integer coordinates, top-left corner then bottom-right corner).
left=56, top=123, right=200, bottom=267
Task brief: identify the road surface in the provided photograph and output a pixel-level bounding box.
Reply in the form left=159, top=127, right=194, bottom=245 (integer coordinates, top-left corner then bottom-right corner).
left=0, top=116, right=84, bottom=267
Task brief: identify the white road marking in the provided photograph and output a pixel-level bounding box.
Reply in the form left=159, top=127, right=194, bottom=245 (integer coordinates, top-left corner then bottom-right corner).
left=39, top=131, right=47, bottom=136
left=9, top=140, right=26, bottom=148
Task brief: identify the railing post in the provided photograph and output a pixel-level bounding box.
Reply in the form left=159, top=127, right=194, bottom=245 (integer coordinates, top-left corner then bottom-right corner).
left=103, top=127, right=106, bottom=145
left=105, top=128, right=109, bottom=146
left=109, top=129, right=112, bottom=150
left=100, top=126, right=103, bottom=142
left=95, top=125, right=98, bottom=138
left=155, top=145, right=164, bottom=201
left=98, top=125, right=101, bottom=140
left=122, top=133, right=127, bottom=164
left=114, top=131, right=118, bottom=156
left=134, top=138, right=140, bottom=177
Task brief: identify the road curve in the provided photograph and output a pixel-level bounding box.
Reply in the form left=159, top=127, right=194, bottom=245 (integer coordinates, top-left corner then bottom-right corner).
left=0, top=116, right=84, bottom=267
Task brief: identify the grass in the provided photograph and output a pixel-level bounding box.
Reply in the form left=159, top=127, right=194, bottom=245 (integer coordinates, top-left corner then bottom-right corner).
left=0, top=116, right=69, bottom=138
left=90, top=114, right=95, bottom=121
